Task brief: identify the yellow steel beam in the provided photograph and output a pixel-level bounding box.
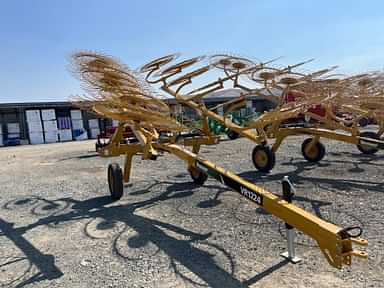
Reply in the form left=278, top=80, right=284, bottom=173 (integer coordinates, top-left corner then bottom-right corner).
left=277, top=127, right=384, bottom=146
left=99, top=134, right=368, bottom=269
left=157, top=143, right=368, bottom=268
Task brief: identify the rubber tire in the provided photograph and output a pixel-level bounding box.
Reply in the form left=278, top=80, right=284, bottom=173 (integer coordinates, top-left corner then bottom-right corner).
left=358, top=118, right=369, bottom=127
left=108, top=163, right=124, bottom=200
left=188, top=167, right=208, bottom=185
left=357, top=131, right=380, bottom=155
left=301, top=138, right=326, bottom=162
left=252, top=145, right=276, bottom=172
left=227, top=130, right=240, bottom=140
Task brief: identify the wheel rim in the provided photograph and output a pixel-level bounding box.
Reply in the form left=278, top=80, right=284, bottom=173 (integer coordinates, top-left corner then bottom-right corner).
left=190, top=167, right=200, bottom=179
left=305, top=144, right=318, bottom=159
left=255, top=150, right=268, bottom=167
left=359, top=144, right=377, bottom=152
left=358, top=132, right=379, bottom=152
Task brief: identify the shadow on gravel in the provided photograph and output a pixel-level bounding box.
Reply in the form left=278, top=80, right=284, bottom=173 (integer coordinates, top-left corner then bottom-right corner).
left=328, top=151, right=384, bottom=161
left=239, top=159, right=384, bottom=195
left=243, top=259, right=290, bottom=286
left=58, top=153, right=99, bottom=162
left=319, top=151, right=384, bottom=172
left=2, top=180, right=271, bottom=287
left=0, top=218, right=63, bottom=287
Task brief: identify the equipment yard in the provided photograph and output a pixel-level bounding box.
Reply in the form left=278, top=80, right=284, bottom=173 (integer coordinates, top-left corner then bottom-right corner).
left=1, top=137, right=383, bottom=288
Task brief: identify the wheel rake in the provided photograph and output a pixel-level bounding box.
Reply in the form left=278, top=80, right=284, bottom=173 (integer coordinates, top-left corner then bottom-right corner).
left=70, top=51, right=368, bottom=269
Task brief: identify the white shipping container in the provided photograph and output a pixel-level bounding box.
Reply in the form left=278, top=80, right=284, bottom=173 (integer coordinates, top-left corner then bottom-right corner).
left=7, top=123, right=20, bottom=133
left=44, top=131, right=58, bottom=143
left=58, top=129, right=72, bottom=142
left=41, top=109, right=56, bottom=121
left=70, top=110, right=83, bottom=120
left=26, top=110, right=41, bottom=122
left=29, top=132, right=45, bottom=144
left=88, top=119, right=99, bottom=129
left=71, top=119, right=84, bottom=130
left=90, top=128, right=100, bottom=139
left=43, top=120, right=58, bottom=132
left=27, top=121, right=43, bottom=132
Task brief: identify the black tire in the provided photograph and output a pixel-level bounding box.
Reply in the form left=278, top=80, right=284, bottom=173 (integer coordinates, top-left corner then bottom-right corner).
left=357, top=131, right=380, bottom=155
left=188, top=166, right=208, bottom=185
left=301, top=138, right=326, bottom=162
left=108, top=163, right=124, bottom=200
left=149, top=154, right=158, bottom=160
left=358, top=118, right=369, bottom=127
left=252, top=145, right=276, bottom=172
left=227, top=130, right=240, bottom=140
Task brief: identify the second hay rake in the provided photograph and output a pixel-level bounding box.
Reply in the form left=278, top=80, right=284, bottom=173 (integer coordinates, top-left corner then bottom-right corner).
left=139, top=53, right=384, bottom=172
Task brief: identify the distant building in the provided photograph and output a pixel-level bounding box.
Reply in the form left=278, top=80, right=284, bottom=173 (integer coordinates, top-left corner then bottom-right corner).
left=167, top=88, right=278, bottom=119
left=0, top=102, right=104, bottom=146
left=0, top=89, right=276, bottom=146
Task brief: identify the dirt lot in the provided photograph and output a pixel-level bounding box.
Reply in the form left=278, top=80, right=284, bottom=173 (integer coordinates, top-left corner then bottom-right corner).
left=0, top=136, right=383, bottom=288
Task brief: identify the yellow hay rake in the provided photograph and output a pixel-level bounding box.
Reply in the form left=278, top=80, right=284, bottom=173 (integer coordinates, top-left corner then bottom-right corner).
left=70, top=51, right=368, bottom=269
left=138, top=53, right=384, bottom=172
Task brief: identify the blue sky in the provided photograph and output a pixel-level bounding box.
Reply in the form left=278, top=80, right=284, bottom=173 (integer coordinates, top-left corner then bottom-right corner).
left=1, top=0, right=383, bottom=103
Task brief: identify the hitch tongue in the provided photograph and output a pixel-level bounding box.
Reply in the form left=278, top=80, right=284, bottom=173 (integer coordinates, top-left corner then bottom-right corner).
left=339, top=230, right=368, bottom=266
left=350, top=237, right=368, bottom=246
left=342, top=250, right=368, bottom=259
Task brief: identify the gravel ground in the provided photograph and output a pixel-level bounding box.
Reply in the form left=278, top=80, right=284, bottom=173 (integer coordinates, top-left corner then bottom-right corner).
left=0, top=136, right=383, bottom=288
